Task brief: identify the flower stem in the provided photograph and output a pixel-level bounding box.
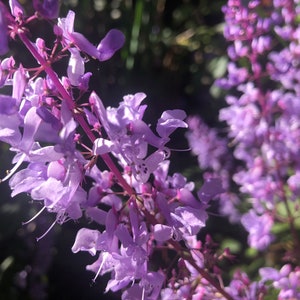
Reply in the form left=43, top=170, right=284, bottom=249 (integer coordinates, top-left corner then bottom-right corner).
left=17, top=30, right=135, bottom=196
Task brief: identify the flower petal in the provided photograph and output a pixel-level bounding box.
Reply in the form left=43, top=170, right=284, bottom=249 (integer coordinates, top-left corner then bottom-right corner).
left=97, top=29, right=125, bottom=61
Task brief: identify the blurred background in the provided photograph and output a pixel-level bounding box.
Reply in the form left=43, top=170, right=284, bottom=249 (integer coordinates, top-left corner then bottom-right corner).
left=0, top=0, right=232, bottom=299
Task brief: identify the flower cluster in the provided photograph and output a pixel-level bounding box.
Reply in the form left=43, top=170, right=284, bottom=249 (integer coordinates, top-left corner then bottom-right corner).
left=4, top=0, right=300, bottom=298
left=0, top=1, right=231, bottom=299
left=187, top=0, right=300, bottom=297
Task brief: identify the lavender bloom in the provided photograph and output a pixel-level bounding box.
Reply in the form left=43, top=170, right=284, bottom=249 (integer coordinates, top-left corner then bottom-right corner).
left=241, top=210, right=274, bottom=251
left=91, top=91, right=187, bottom=183
left=217, top=0, right=300, bottom=253
left=122, top=272, right=165, bottom=300
left=260, top=265, right=300, bottom=299
left=0, top=57, right=15, bottom=86
left=185, top=116, right=240, bottom=222
left=67, top=48, right=85, bottom=86
left=225, top=270, right=267, bottom=300
left=186, top=117, right=229, bottom=171
left=56, top=10, right=125, bottom=61
left=33, top=0, right=60, bottom=19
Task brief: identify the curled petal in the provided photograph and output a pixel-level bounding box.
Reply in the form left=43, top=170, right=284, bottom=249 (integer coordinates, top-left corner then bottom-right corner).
left=9, top=0, right=24, bottom=17
left=72, top=228, right=101, bottom=256
left=70, top=32, right=99, bottom=58
left=156, top=109, right=187, bottom=138
left=57, top=10, right=75, bottom=37
left=78, top=72, right=92, bottom=91
left=131, top=119, right=163, bottom=148
left=97, top=29, right=125, bottom=61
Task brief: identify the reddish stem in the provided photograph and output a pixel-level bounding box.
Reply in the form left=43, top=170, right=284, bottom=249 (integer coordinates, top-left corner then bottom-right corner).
left=17, top=30, right=135, bottom=196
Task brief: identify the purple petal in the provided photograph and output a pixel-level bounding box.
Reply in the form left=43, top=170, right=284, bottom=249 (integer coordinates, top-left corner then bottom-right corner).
left=153, top=224, right=172, bottom=242
left=259, top=267, right=280, bottom=282
left=89, top=91, right=110, bottom=134
left=115, top=223, right=133, bottom=247
left=72, top=228, right=101, bottom=256
left=70, top=32, right=99, bottom=58
left=36, top=106, right=62, bottom=131
left=47, top=160, right=66, bottom=180
left=131, top=119, right=163, bottom=148
left=12, top=66, right=26, bottom=104
left=0, top=4, right=8, bottom=55
left=197, top=177, right=224, bottom=204
left=9, top=0, right=24, bottom=17
left=29, top=146, right=63, bottom=162
left=0, top=95, right=17, bottom=115
left=93, top=138, right=113, bottom=155
left=33, top=0, right=60, bottom=19
left=9, top=164, right=46, bottom=197
left=178, top=188, right=202, bottom=209
left=97, top=29, right=125, bottom=61
left=156, top=109, right=187, bottom=138
left=85, top=207, right=107, bottom=225
left=172, top=206, right=207, bottom=235
left=78, top=72, right=92, bottom=91
left=21, top=107, right=42, bottom=152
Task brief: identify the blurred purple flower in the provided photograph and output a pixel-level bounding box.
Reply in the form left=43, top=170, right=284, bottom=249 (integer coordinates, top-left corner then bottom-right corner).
left=241, top=210, right=274, bottom=250
left=260, top=265, right=300, bottom=299
left=33, top=0, right=60, bottom=19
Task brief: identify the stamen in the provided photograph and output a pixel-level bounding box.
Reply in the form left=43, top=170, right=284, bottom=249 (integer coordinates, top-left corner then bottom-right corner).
left=92, top=252, right=108, bottom=282
left=36, top=219, right=57, bottom=242
left=168, top=147, right=191, bottom=152
left=1, top=153, right=26, bottom=182
left=22, top=206, right=46, bottom=225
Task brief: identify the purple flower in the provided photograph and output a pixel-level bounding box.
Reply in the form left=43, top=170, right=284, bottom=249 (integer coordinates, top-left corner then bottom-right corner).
left=97, top=29, right=126, bottom=61
left=71, top=228, right=101, bottom=256
left=260, top=265, right=300, bottom=299
left=90, top=91, right=187, bottom=183
left=121, top=272, right=165, bottom=300
left=115, top=203, right=149, bottom=265
left=33, top=0, right=60, bottom=19
left=57, top=10, right=125, bottom=61
left=241, top=210, right=274, bottom=250
left=225, top=269, right=267, bottom=300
